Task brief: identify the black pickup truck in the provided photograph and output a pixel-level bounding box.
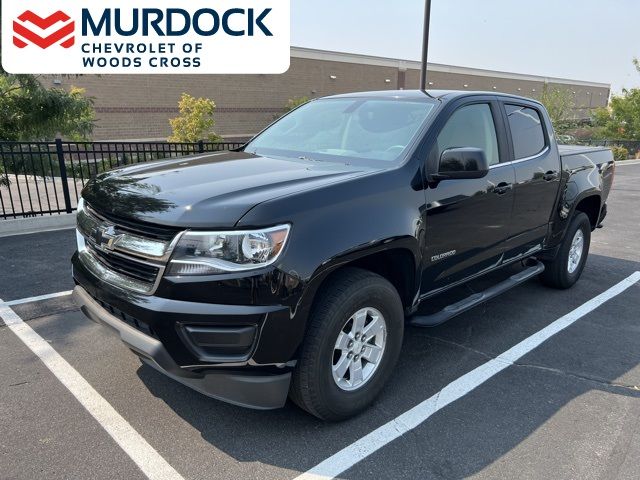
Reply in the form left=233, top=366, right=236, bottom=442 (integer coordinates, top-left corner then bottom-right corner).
left=72, top=90, right=615, bottom=420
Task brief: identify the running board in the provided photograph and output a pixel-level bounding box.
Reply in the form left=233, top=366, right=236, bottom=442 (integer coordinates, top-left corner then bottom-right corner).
left=410, top=261, right=545, bottom=327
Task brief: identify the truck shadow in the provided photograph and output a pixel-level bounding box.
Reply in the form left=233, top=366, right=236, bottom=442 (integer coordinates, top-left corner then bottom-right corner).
left=137, top=253, right=640, bottom=479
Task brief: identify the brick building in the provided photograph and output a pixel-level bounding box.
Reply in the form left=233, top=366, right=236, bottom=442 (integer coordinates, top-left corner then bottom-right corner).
left=48, top=47, right=610, bottom=141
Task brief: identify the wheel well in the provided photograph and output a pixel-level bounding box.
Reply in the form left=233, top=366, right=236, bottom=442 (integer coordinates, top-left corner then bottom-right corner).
left=324, top=249, right=417, bottom=309
left=574, top=195, right=601, bottom=230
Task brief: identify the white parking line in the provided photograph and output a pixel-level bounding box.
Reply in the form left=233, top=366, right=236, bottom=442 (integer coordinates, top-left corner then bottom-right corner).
left=0, top=300, right=185, bottom=480
left=295, top=271, right=640, bottom=480
left=1, top=290, right=73, bottom=307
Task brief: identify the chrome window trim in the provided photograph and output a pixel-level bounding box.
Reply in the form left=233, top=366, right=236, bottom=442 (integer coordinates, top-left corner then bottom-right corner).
left=489, top=146, right=550, bottom=169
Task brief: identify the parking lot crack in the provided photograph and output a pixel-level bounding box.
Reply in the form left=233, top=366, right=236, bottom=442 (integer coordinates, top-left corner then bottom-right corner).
left=418, top=336, right=640, bottom=395
left=8, top=381, right=29, bottom=387
left=417, top=334, right=495, bottom=361
left=512, top=361, right=640, bottom=394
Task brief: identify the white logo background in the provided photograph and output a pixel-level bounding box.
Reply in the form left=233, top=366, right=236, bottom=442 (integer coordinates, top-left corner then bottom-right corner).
left=1, top=0, right=290, bottom=74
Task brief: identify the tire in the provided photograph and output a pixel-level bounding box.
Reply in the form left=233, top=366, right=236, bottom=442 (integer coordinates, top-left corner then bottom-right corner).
left=540, top=212, right=591, bottom=289
left=290, top=268, right=404, bottom=421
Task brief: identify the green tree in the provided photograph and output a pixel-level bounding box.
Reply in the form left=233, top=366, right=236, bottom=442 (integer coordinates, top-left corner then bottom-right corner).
left=591, top=58, right=640, bottom=140
left=592, top=89, right=640, bottom=140
left=1, top=60, right=96, bottom=183
left=539, top=84, right=575, bottom=135
left=0, top=72, right=95, bottom=141
left=168, top=93, right=221, bottom=142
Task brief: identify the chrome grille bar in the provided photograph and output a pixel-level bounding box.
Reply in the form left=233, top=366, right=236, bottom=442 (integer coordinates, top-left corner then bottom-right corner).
left=77, top=206, right=172, bottom=261
left=76, top=200, right=180, bottom=294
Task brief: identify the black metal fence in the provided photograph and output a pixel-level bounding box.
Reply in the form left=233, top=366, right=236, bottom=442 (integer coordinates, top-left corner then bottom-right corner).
left=2, top=137, right=637, bottom=220
left=0, top=140, right=244, bottom=220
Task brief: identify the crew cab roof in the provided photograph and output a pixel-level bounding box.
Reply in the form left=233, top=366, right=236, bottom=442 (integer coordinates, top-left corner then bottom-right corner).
left=323, top=89, right=544, bottom=106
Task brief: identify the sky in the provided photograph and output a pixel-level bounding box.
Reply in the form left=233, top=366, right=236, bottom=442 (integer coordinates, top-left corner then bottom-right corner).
left=291, top=0, right=639, bottom=93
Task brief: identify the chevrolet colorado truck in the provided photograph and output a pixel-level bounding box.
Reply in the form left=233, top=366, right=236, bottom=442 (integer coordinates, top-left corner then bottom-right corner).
left=72, top=90, right=615, bottom=421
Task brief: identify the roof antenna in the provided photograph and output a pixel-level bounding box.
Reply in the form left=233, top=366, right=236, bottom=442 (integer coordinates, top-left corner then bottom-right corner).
left=420, top=0, right=432, bottom=91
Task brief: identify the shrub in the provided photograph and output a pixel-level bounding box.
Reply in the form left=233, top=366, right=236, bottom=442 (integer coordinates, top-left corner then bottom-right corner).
left=168, top=93, right=221, bottom=143
left=273, top=96, right=310, bottom=120
left=611, top=145, right=630, bottom=161
left=284, top=96, right=310, bottom=112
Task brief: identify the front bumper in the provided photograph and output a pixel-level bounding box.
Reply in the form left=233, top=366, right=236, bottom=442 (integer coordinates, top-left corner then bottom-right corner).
left=73, top=285, right=291, bottom=409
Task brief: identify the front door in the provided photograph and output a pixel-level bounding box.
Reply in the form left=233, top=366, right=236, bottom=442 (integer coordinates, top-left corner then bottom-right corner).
left=421, top=100, right=515, bottom=294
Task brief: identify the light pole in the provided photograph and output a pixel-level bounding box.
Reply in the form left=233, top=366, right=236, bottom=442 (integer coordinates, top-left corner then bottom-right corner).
left=419, top=0, right=433, bottom=91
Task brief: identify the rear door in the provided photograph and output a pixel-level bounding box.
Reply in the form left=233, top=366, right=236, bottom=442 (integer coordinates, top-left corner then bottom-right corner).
left=421, top=97, right=516, bottom=294
left=499, top=101, right=562, bottom=261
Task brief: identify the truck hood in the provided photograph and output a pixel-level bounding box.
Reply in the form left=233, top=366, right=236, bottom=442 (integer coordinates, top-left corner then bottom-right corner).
left=81, top=151, right=369, bottom=228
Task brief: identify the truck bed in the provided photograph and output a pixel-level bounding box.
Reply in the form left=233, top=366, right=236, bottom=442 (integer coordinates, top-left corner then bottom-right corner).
left=558, top=144, right=611, bottom=158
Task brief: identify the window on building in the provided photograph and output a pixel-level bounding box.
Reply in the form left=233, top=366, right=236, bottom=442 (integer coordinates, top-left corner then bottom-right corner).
left=505, top=104, right=546, bottom=159
left=433, top=103, right=500, bottom=166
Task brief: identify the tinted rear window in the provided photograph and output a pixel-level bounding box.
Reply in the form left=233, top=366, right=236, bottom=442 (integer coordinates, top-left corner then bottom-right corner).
left=505, top=104, right=546, bottom=159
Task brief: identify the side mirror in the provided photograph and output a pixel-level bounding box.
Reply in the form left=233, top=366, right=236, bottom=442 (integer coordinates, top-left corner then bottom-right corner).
left=432, top=147, right=489, bottom=181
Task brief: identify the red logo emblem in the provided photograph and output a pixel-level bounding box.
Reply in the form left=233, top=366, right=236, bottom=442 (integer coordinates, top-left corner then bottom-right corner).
left=13, top=10, right=75, bottom=49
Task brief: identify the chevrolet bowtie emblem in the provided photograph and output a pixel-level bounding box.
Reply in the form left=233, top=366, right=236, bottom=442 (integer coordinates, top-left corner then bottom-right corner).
left=91, top=225, right=120, bottom=251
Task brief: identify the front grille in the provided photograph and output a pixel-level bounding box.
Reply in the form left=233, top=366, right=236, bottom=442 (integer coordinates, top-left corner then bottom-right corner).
left=90, top=247, right=159, bottom=284
left=78, top=202, right=178, bottom=294
left=88, top=205, right=180, bottom=241
left=96, top=297, right=157, bottom=339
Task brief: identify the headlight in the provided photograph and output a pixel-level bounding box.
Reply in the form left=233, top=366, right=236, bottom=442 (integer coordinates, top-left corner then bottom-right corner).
left=167, top=224, right=290, bottom=275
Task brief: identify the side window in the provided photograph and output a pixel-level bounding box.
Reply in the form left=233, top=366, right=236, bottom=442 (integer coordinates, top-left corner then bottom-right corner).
left=505, top=104, right=546, bottom=159
left=434, top=104, right=500, bottom=166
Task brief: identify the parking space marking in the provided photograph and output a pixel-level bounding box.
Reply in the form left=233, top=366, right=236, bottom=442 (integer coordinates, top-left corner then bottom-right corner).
left=1, top=290, right=73, bottom=307
left=295, top=271, right=640, bottom=480
left=0, top=300, right=185, bottom=480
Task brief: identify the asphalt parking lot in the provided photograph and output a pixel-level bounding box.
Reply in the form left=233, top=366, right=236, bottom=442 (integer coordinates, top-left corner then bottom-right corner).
left=1, top=163, right=639, bottom=480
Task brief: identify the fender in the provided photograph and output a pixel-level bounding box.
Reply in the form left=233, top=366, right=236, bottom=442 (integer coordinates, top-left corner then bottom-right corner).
left=274, top=236, right=420, bottom=362
left=236, top=163, right=426, bottom=355
left=545, top=153, right=613, bottom=249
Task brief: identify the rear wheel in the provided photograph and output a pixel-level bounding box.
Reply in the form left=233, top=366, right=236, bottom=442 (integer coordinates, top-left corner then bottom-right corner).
left=540, top=212, right=591, bottom=289
left=290, top=268, right=404, bottom=421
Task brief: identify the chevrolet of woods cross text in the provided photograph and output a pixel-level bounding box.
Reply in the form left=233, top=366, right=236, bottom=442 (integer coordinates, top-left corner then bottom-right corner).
left=73, top=91, right=615, bottom=420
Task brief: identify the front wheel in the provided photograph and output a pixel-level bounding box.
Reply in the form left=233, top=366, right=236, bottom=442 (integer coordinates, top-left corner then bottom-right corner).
left=290, top=268, right=404, bottom=421
left=540, top=212, right=591, bottom=289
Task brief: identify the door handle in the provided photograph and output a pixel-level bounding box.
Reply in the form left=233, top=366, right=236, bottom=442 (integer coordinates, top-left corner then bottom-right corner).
left=493, top=182, right=512, bottom=196
left=543, top=171, right=558, bottom=181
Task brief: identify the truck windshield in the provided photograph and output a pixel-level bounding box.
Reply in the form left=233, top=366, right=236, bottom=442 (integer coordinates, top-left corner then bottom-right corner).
left=245, top=98, right=436, bottom=166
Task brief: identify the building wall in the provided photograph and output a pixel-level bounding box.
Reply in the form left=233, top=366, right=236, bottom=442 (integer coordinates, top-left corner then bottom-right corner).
left=47, top=48, right=610, bottom=141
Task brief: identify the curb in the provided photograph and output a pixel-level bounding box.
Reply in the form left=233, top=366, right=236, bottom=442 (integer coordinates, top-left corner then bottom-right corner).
left=0, top=213, right=76, bottom=238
